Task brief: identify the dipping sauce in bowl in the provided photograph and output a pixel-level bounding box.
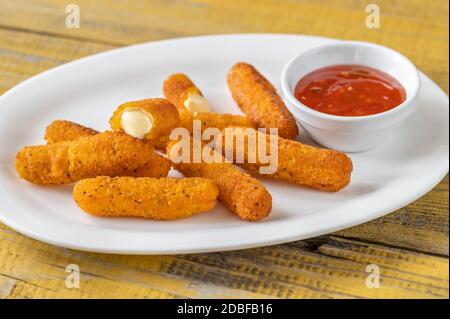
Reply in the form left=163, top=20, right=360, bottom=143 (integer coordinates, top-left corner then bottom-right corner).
left=294, top=64, right=406, bottom=116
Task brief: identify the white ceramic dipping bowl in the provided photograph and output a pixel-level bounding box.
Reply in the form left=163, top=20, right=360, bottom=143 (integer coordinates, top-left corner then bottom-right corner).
left=281, top=41, right=420, bottom=152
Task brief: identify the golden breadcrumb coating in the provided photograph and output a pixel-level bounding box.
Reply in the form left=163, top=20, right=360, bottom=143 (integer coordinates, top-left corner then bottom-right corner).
left=227, top=62, right=299, bottom=140
left=73, top=176, right=218, bottom=220
left=44, top=120, right=98, bottom=143
left=109, top=98, right=180, bottom=141
left=16, top=131, right=158, bottom=185
left=181, top=112, right=253, bottom=134
left=151, top=136, right=172, bottom=150
left=220, top=127, right=353, bottom=192
left=163, top=73, right=254, bottom=135
left=167, top=140, right=272, bottom=221
left=44, top=120, right=171, bottom=178
left=163, top=73, right=203, bottom=112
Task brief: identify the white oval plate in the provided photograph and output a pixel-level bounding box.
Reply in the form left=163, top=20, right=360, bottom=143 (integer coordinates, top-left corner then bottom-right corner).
left=0, top=34, right=448, bottom=254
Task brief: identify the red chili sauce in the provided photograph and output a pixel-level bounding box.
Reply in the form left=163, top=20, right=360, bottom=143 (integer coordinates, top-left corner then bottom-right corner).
left=294, top=65, right=406, bottom=116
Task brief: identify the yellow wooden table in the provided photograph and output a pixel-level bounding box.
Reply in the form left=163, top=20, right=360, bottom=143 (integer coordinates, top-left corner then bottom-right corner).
left=0, top=0, right=448, bottom=299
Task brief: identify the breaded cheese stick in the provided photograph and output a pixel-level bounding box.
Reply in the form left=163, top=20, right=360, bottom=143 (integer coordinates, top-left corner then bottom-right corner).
left=227, top=62, right=299, bottom=140
left=163, top=73, right=253, bottom=133
left=109, top=98, right=179, bottom=142
left=167, top=140, right=272, bottom=221
left=44, top=120, right=98, bottom=143
left=219, top=127, right=353, bottom=192
left=44, top=120, right=171, bottom=178
left=182, top=112, right=253, bottom=134
left=163, top=73, right=206, bottom=114
left=16, top=131, right=157, bottom=185
left=73, top=176, right=219, bottom=220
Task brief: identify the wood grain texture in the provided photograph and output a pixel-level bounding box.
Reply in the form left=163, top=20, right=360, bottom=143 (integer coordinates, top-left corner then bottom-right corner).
left=0, top=0, right=447, bottom=92
left=0, top=224, right=448, bottom=299
left=0, top=28, right=113, bottom=95
left=0, top=0, right=448, bottom=298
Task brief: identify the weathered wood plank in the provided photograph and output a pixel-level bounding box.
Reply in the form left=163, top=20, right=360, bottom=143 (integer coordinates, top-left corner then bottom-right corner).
left=0, top=0, right=448, bottom=92
left=0, top=226, right=447, bottom=298
left=0, top=228, right=273, bottom=298
left=0, top=28, right=113, bottom=95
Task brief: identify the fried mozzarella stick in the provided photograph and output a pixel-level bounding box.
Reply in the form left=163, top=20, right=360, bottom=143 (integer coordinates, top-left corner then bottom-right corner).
left=74, top=176, right=219, bottom=220
left=167, top=140, right=272, bottom=221
left=109, top=98, right=180, bottom=148
left=220, top=127, right=353, bottom=192
left=163, top=73, right=253, bottom=132
left=45, top=120, right=98, bottom=143
left=227, top=62, right=299, bottom=140
left=183, top=112, right=253, bottom=134
left=44, top=120, right=171, bottom=178
left=16, top=131, right=157, bottom=185
left=163, top=73, right=206, bottom=114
